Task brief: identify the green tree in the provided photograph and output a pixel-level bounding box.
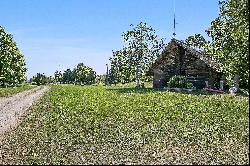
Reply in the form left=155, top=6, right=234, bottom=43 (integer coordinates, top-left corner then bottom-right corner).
left=109, top=55, right=120, bottom=85
left=47, top=76, right=54, bottom=84
left=186, top=0, right=249, bottom=88
left=0, top=26, right=27, bottom=87
left=73, top=63, right=96, bottom=85
left=54, top=70, right=63, bottom=84
left=109, top=49, right=136, bottom=84
left=95, top=74, right=105, bottom=85
left=62, top=68, right=74, bottom=84
left=32, top=73, right=47, bottom=86
left=110, top=22, right=165, bottom=87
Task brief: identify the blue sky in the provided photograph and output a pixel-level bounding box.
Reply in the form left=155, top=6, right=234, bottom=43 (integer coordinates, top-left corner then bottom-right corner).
left=0, top=0, right=219, bottom=78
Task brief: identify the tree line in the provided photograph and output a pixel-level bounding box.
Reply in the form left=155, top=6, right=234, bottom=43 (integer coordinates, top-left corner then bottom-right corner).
left=30, top=63, right=99, bottom=85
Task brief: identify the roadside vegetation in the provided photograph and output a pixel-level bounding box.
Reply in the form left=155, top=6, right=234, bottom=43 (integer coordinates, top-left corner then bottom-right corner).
left=0, top=84, right=248, bottom=164
left=0, top=85, right=35, bottom=97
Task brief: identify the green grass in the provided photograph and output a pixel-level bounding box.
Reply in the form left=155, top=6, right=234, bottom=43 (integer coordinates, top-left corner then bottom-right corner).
left=0, top=85, right=36, bottom=97
left=109, top=81, right=153, bottom=88
left=0, top=85, right=249, bottom=164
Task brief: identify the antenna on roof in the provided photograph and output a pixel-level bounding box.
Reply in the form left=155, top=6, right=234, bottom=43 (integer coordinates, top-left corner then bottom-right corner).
left=173, top=0, right=176, bottom=38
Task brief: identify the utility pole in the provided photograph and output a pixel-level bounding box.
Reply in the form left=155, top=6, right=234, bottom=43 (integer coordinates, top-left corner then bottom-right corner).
left=105, top=63, right=109, bottom=86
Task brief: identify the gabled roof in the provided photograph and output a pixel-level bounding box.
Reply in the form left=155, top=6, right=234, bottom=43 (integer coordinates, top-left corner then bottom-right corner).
left=151, top=38, right=221, bottom=72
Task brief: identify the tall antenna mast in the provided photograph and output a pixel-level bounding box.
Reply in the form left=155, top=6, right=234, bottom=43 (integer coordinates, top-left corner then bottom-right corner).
left=173, top=0, right=176, bottom=38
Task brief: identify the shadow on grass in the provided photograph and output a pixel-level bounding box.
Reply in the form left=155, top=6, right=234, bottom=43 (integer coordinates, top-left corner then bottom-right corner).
left=108, top=87, right=165, bottom=94
left=107, top=87, right=221, bottom=96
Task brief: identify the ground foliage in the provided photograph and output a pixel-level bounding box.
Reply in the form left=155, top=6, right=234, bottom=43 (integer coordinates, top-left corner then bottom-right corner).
left=0, top=85, right=248, bottom=164
left=0, top=85, right=35, bottom=97
left=167, top=75, right=193, bottom=89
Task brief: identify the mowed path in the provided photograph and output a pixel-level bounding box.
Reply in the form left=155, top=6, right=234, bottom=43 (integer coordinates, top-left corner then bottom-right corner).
left=0, top=86, right=50, bottom=136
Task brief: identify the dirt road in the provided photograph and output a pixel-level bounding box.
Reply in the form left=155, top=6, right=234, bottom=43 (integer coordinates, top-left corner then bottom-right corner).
left=0, top=86, right=50, bottom=135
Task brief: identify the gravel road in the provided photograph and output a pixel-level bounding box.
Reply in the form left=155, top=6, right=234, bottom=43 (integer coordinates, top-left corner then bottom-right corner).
left=0, top=86, right=50, bottom=136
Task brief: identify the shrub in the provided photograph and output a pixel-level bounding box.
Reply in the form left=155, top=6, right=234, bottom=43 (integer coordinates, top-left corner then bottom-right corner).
left=168, top=75, right=191, bottom=88
left=186, top=82, right=194, bottom=89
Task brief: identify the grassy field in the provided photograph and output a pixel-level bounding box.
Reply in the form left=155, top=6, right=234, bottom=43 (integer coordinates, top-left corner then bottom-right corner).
left=0, top=84, right=249, bottom=164
left=0, top=85, right=36, bottom=97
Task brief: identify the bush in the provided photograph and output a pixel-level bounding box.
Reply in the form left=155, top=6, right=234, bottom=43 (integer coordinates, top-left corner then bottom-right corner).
left=186, top=82, right=194, bottom=89
left=168, top=75, right=192, bottom=89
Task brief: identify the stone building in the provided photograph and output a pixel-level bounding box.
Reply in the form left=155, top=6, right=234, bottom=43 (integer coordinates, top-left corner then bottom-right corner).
left=149, top=39, right=223, bottom=89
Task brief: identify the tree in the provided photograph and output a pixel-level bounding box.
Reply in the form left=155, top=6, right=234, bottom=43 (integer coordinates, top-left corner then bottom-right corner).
left=95, top=74, right=105, bottom=85
left=53, top=63, right=96, bottom=85
left=0, top=26, right=27, bottom=87
left=32, top=73, right=47, bottom=85
left=109, top=49, right=136, bottom=84
left=54, top=70, right=63, bottom=84
left=186, top=0, right=249, bottom=88
left=73, top=63, right=96, bottom=85
left=47, top=76, right=54, bottom=84
left=62, top=68, right=74, bottom=84
left=109, top=55, right=120, bottom=85
left=110, top=22, right=165, bottom=87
